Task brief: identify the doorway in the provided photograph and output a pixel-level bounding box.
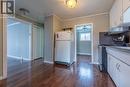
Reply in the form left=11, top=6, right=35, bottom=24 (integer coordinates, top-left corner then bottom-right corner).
left=75, top=23, right=93, bottom=63
left=32, top=25, right=44, bottom=60
left=3, top=17, right=44, bottom=79
left=7, top=18, right=32, bottom=76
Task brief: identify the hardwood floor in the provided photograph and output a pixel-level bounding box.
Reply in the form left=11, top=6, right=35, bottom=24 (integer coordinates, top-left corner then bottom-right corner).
left=77, top=55, right=91, bottom=63
left=0, top=56, right=116, bottom=87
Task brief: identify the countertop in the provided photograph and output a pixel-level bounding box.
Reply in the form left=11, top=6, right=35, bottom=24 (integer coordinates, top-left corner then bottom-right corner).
left=106, top=46, right=130, bottom=52
left=106, top=46, right=130, bottom=66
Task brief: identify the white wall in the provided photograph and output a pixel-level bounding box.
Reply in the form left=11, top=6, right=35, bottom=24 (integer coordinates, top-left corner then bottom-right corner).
left=43, top=14, right=109, bottom=63
left=44, top=16, right=54, bottom=62
left=7, top=19, right=31, bottom=60
left=62, top=13, right=109, bottom=63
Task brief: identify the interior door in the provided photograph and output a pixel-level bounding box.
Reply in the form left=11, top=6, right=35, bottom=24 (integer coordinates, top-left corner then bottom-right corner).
left=32, top=25, right=44, bottom=60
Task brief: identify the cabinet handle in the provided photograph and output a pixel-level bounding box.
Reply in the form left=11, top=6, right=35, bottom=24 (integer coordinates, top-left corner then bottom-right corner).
left=117, top=64, right=121, bottom=72
left=116, top=63, right=119, bottom=69
left=116, top=63, right=121, bottom=72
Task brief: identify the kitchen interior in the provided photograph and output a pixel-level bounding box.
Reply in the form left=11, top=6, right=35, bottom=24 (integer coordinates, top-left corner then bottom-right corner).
left=98, top=0, right=130, bottom=87
left=54, top=0, right=130, bottom=87
left=1, top=0, right=130, bottom=87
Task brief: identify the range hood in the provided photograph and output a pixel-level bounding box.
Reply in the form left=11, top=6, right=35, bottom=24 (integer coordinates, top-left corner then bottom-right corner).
left=108, top=23, right=130, bottom=35
left=108, top=6, right=130, bottom=35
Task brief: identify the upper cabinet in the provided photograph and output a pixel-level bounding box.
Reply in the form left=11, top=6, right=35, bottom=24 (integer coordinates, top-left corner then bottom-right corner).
left=123, top=0, right=130, bottom=12
left=110, top=0, right=130, bottom=28
left=123, top=7, right=130, bottom=23
left=110, top=0, right=123, bottom=28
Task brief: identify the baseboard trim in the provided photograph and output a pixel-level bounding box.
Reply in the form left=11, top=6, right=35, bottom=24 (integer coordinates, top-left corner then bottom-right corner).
left=77, top=52, right=91, bottom=55
left=7, top=55, right=32, bottom=61
left=91, top=62, right=99, bottom=65
left=44, top=61, right=54, bottom=64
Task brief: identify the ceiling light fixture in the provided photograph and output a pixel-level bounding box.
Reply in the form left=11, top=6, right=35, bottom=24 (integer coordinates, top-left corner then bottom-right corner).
left=66, top=0, right=77, bottom=8
left=19, top=8, right=30, bottom=15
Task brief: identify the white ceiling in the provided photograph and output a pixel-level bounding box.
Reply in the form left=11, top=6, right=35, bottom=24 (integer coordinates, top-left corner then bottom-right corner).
left=15, top=0, right=115, bottom=23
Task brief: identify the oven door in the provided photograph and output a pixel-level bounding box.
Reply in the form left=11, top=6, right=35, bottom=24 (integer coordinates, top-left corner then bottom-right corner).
left=98, top=46, right=103, bottom=71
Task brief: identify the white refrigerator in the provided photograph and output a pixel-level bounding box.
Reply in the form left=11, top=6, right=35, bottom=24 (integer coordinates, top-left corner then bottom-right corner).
left=55, top=31, right=74, bottom=65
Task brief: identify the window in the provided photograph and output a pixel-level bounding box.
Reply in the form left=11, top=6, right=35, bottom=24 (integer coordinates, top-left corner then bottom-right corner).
left=80, top=33, right=91, bottom=41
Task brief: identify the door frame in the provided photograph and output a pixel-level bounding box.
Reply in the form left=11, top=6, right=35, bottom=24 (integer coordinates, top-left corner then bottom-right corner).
left=3, top=17, right=32, bottom=79
left=74, top=23, right=94, bottom=63
left=32, top=25, right=44, bottom=60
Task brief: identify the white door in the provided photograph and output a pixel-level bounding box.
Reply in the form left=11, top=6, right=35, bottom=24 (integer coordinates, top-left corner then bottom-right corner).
left=32, top=25, right=44, bottom=60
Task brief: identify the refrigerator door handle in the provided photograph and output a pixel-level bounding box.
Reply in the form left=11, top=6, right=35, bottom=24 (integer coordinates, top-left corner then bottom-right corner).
left=57, top=34, right=59, bottom=38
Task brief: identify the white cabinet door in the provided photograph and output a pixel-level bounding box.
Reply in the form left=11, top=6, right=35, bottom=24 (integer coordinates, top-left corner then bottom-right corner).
left=123, top=6, right=130, bottom=23
left=110, top=0, right=123, bottom=27
left=116, top=0, right=123, bottom=25
left=108, top=54, right=130, bottom=87
left=107, top=48, right=130, bottom=87
left=110, top=55, right=120, bottom=87
left=108, top=54, right=120, bottom=87
left=118, top=61, right=130, bottom=87
left=123, top=0, right=130, bottom=12
left=110, top=3, right=117, bottom=27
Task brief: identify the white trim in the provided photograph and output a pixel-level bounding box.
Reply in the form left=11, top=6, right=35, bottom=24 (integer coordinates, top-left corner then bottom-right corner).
left=74, top=26, right=77, bottom=62
left=91, top=62, right=99, bottom=65
left=53, top=14, right=62, bottom=21
left=7, top=22, right=21, bottom=27
left=29, top=23, right=32, bottom=60
left=3, top=15, right=7, bottom=79
left=8, top=17, right=32, bottom=25
left=7, top=55, right=32, bottom=61
left=77, top=52, right=91, bottom=55
left=16, top=12, right=41, bottom=23
left=44, top=61, right=54, bottom=64
left=63, top=12, right=109, bottom=21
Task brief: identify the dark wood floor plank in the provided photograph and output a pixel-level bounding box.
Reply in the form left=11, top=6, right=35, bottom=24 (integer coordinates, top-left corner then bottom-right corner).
left=0, top=55, right=116, bottom=87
